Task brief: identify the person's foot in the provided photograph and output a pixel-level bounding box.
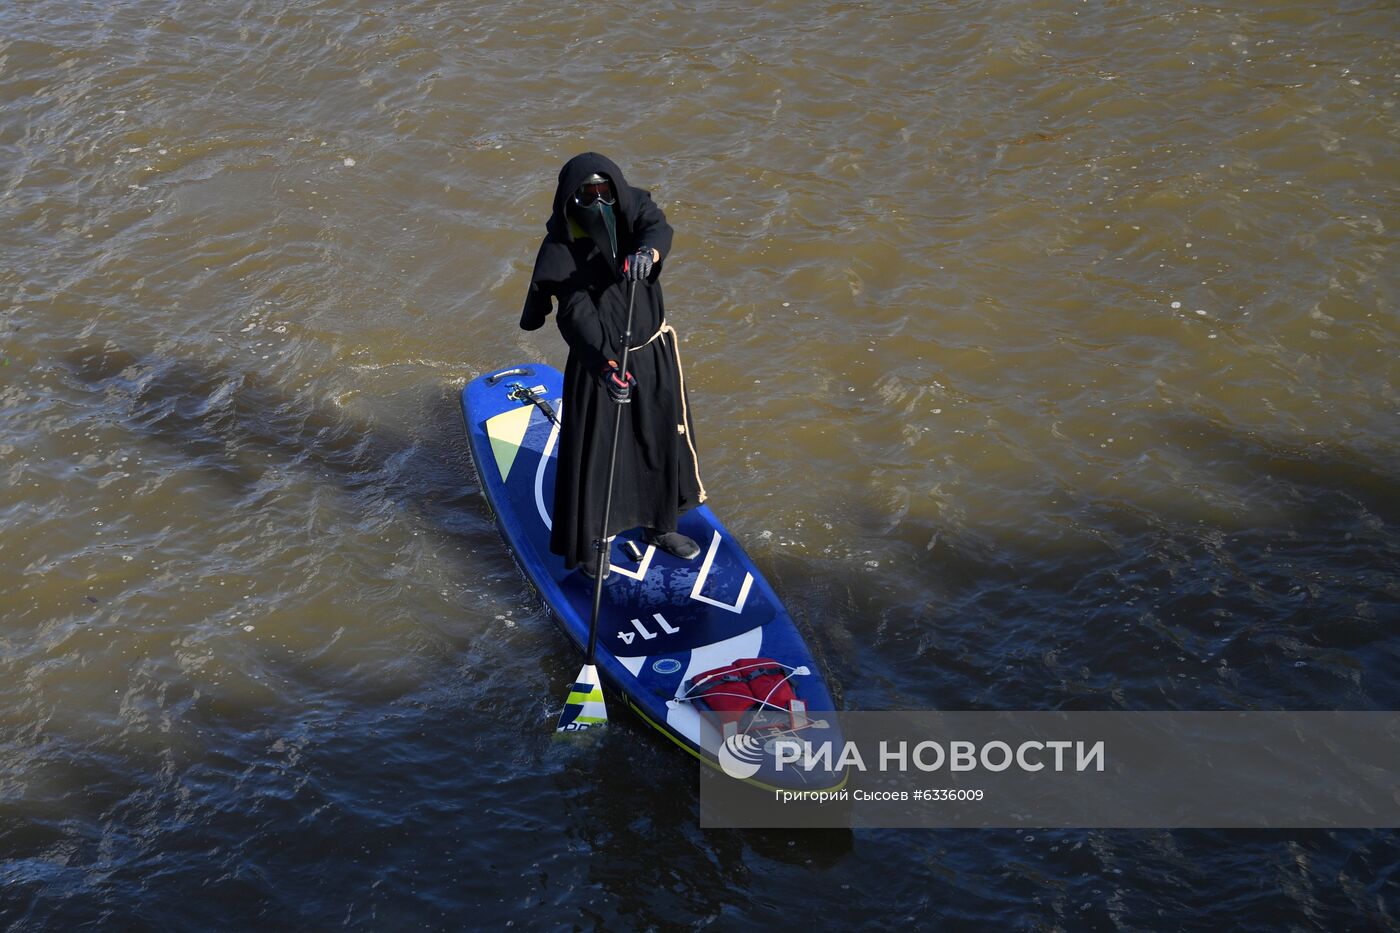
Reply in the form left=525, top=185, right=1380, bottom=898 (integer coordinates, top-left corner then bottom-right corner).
left=646, top=529, right=701, bottom=560
left=579, top=554, right=611, bottom=580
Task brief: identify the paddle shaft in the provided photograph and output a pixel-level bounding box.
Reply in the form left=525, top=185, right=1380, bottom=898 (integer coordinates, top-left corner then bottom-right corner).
left=585, top=278, right=638, bottom=665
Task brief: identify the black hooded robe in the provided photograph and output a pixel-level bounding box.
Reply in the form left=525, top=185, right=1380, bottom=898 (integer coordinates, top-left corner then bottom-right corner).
left=519, top=152, right=705, bottom=569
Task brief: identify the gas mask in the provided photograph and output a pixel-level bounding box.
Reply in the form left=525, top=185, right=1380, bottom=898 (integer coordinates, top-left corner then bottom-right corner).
left=568, top=173, right=618, bottom=261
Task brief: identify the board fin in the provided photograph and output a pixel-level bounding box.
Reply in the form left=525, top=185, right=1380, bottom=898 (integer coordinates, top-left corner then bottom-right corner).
left=556, top=663, right=608, bottom=732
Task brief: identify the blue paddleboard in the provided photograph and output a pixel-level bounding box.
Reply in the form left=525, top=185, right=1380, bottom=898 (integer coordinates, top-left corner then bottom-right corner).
left=461, top=363, right=844, bottom=790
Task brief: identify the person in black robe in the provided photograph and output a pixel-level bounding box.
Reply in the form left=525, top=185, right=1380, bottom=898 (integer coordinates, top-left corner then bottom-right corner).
left=520, top=152, right=706, bottom=577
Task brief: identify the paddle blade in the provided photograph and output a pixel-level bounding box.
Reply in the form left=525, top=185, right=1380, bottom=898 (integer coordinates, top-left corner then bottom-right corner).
left=556, top=663, right=608, bottom=732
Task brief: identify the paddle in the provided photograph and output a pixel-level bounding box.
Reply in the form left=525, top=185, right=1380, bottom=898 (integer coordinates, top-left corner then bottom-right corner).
left=556, top=276, right=639, bottom=732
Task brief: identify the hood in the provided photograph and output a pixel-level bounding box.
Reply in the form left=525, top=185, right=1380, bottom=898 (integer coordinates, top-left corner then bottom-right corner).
left=546, top=151, right=637, bottom=243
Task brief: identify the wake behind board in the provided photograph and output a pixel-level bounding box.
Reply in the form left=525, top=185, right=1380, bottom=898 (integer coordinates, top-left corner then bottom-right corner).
left=461, top=363, right=844, bottom=791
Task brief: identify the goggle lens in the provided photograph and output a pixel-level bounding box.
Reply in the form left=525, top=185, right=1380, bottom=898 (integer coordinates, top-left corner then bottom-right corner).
left=574, top=181, right=615, bottom=207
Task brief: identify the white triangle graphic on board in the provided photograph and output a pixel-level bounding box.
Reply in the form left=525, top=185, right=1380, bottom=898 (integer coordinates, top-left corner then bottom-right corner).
left=689, top=531, right=753, bottom=614
left=485, top=404, right=535, bottom=482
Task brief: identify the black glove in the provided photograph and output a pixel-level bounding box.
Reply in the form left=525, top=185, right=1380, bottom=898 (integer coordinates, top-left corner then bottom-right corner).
left=623, top=248, right=654, bottom=282
left=603, top=360, right=635, bottom=403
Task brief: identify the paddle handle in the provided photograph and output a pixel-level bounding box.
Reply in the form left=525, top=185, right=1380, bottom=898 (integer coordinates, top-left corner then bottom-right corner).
left=585, top=279, right=638, bottom=665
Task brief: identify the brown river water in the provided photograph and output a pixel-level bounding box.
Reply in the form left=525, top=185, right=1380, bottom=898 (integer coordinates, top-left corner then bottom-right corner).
left=2, top=1, right=1397, bottom=928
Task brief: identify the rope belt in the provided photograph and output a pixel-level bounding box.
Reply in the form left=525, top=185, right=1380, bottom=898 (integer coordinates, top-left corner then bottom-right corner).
left=629, top=323, right=708, bottom=503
